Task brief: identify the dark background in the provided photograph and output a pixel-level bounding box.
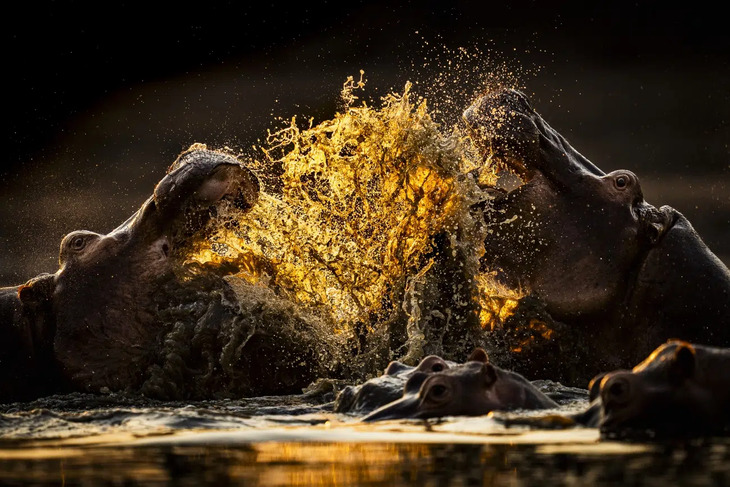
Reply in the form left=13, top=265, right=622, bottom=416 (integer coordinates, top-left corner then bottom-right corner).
left=2, top=1, right=728, bottom=284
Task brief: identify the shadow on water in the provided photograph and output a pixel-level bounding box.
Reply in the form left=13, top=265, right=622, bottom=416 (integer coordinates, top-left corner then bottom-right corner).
left=1, top=439, right=730, bottom=486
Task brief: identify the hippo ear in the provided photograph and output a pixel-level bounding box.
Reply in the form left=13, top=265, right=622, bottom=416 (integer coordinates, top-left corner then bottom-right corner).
left=640, top=205, right=675, bottom=245
left=668, top=343, right=696, bottom=384
left=468, top=348, right=489, bottom=363
left=481, top=363, right=497, bottom=386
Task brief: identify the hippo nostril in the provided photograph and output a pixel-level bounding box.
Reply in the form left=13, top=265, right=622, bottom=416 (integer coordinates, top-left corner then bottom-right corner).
left=417, top=356, right=448, bottom=374
left=161, top=242, right=170, bottom=257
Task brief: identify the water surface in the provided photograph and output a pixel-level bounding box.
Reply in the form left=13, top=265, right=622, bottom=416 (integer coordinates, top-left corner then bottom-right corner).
left=1, top=392, right=728, bottom=486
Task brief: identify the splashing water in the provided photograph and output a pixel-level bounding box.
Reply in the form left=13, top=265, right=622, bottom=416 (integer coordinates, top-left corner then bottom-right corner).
left=177, top=74, right=526, bottom=376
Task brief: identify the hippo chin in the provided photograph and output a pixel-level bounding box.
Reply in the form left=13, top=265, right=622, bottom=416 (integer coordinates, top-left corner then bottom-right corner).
left=361, top=348, right=557, bottom=422
left=464, top=89, right=730, bottom=380
left=585, top=340, right=730, bottom=438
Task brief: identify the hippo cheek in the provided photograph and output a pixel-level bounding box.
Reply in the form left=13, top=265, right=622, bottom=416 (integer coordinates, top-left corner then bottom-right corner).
left=483, top=186, right=646, bottom=320
left=477, top=174, right=557, bottom=289
left=148, top=236, right=171, bottom=268
left=362, top=394, right=422, bottom=422
left=51, top=236, right=171, bottom=392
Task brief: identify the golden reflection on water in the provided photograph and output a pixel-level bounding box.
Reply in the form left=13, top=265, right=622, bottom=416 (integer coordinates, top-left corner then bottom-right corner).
left=2, top=439, right=729, bottom=486
left=249, top=443, right=435, bottom=486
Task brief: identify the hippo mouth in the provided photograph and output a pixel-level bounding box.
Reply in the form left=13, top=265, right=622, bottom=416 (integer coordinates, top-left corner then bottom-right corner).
left=462, top=93, right=532, bottom=185
left=463, top=89, right=606, bottom=191
left=462, top=89, right=679, bottom=244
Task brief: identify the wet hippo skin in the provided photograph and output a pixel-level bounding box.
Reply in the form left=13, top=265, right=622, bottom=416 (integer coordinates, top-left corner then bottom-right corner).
left=0, top=146, right=263, bottom=400
left=463, top=89, right=730, bottom=377
left=334, top=353, right=459, bottom=415
left=586, top=340, right=730, bottom=438
left=51, top=148, right=259, bottom=393
left=360, top=348, right=557, bottom=421
left=0, top=273, right=59, bottom=399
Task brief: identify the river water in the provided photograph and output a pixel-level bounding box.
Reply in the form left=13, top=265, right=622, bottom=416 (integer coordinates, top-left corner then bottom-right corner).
left=1, top=392, right=728, bottom=486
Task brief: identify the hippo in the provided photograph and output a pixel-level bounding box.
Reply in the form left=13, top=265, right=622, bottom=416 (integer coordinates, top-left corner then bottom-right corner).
left=586, top=340, right=730, bottom=438
left=0, top=145, right=332, bottom=401
left=334, top=353, right=459, bottom=415
left=463, top=89, right=730, bottom=383
left=361, top=348, right=557, bottom=421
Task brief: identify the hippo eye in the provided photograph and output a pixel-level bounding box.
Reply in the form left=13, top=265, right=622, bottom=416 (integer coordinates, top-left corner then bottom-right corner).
left=429, top=384, right=448, bottom=399
left=431, top=363, right=445, bottom=372
left=614, top=175, right=630, bottom=190
left=70, top=236, right=87, bottom=251
left=604, top=376, right=632, bottom=405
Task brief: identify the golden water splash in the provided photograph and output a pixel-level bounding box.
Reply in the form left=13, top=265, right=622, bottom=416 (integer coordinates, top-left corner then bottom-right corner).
left=475, top=272, right=523, bottom=331
left=188, top=75, right=520, bottom=338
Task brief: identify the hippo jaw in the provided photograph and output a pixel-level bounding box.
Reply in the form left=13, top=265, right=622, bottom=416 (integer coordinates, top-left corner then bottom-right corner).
left=463, top=89, right=678, bottom=321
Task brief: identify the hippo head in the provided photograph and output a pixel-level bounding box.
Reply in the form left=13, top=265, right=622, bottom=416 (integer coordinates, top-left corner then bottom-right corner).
left=19, top=146, right=260, bottom=393
left=362, top=348, right=555, bottom=421
left=334, top=353, right=458, bottom=415
left=463, top=89, right=730, bottom=368
left=463, top=89, right=677, bottom=320
left=589, top=340, right=730, bottom=437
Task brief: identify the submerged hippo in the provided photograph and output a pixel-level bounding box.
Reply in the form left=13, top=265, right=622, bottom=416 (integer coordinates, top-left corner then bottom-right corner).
left=0, top=146, right=331, bottom=401
left=334, top=353, right=459, bottom=415
left=463, top=89, right=730, bottom=381
left=586, top=340, right=730, bottom=438
left=361, top=348, right=557, bottom=421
